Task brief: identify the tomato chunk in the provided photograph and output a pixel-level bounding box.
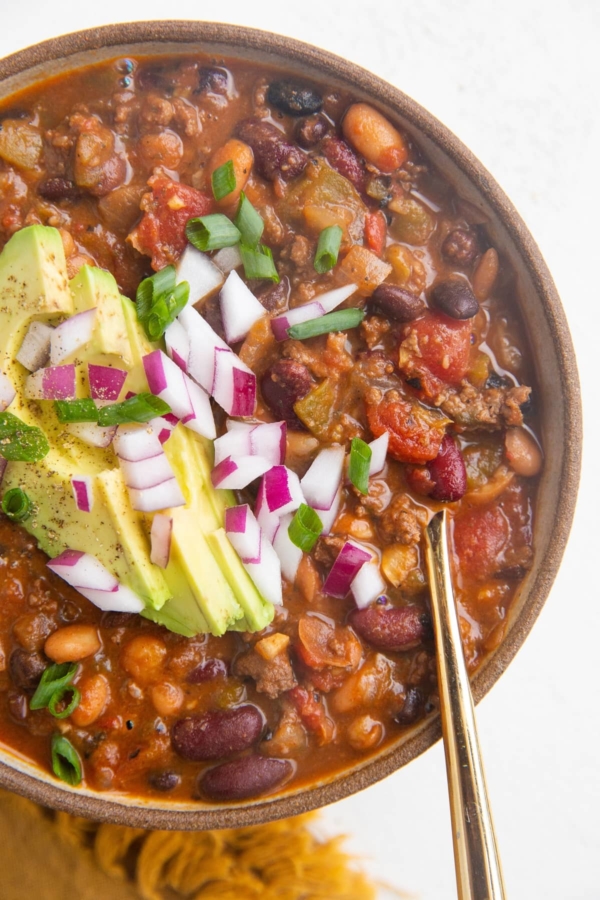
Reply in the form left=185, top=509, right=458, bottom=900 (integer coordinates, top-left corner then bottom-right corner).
left=364, top=210, right=387, bottom=257
left=366, top=390, right=448, bottom=464
left=128, top=175, right=213, bottom=270
left=453, top=505, right=509, bottom=580
left=288, top=686, right=335, bottom=745
left=399, top=312, right=474, bottom=395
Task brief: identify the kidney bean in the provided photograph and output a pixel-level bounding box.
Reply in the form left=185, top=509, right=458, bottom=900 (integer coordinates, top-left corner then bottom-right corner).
left=172, top=705, right=264, bottom=761
left=187, top=658, right=229, bottom=683
left=430, top=279, right=479, bottom=320
left=255, top=275, right=290, bottom=312
left=9, top=649, right=47, bottom=692
left=197, top=66, right=229, bottom=95
left=369, top=284, right=425, bottom=322
left=37, top=177, right=78, bottom=203
left=148, top=770, right=181, bottom=792
left=267, top=80, right=323, bottom=117
left=441, top=228, right=480, bottom=266
left=200, top=755, right=292, bottom=801
left=261, top=359, right=314, bottom=429
left=349, top=605, right=432, bottom=652
left=321, top=135, right=366, bottom=192
left=427, top=434, right=467, bottom=501
left=294, top=114, right=330, bottom=149
left=394, top=687, right=424, bottom=726
left=235, top=118, right=306, bottom=182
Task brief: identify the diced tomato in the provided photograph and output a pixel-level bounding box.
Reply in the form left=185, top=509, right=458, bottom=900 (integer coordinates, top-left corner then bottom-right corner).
left=399, top=312, right=474, bottom=395
left=128, top=175, right=213, bottom=270
left=452, top=505, right=509, bottom=580
left=288, top=686, right=335, bottom=745
left=364, top=210, right=387, bottom=257
left=366, top=391, right=448, bottom=464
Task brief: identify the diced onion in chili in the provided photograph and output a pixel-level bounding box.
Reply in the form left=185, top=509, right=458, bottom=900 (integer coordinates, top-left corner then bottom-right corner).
left=213, top=244, right=243, bottom=274
left=128, top=478, right=186, bottom=513
left=211, top=455, right=272, bottom=490
left=214, top=420, right=286, bottom=467
left=119, top=452, right=175, bottom=491
left=349, top=437, right=372, bottom=495
left=164, top=318, right=190, bottom=372
left=186, top=214, right=242, bottom=251
left=143, top=349, right=216, bottom=440
left=15, top=321, right=53, bottom=372
left=300, top=445, right=345, bottom=514
left=243, top=533, right=283, bottom=606
left=261, top=465, right=304, bottom=516
left=273, top=512, right=303, bottom=582
left=225, top=504, right=262, bottom=564
left=50, top=308, right=96, bottom=365
left=219, top=270, right=266, bottom=344
left=314, top=225, right=343, bottom=274
left=317, top=486, right=342, bottom=534
left=255, top=477, right=282, bottom=544
left=88, top=364, right=127, bottom=401
left=0, top=371, right=16, bottom=412
left=212, top=347, right=256, bottom=417
left=368, top=432, right=389, bottom=475
left=150, top=513, right=173, bottom=569
left=71, top=476, right=94, bottom=513
left=270, top=283, right=357, bottom=341
left=25, top=364, right=76, bottom=401
left=322, top=540, right=373, bottom=598
left=178, top=303, right=229, bottom=393
left=175, top=245, right=224, bottom=305
left=350, top=558, right=386, bottom=609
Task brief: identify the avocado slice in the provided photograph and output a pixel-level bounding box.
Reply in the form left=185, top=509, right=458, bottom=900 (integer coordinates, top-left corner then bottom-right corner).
left=207, top=529, right=274, bottom=632
left=68, top=265, right=133, bottom=368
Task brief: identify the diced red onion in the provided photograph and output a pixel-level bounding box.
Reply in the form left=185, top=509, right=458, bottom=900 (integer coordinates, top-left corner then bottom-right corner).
left=180, top=377, right=216, bottom=440
left=24, top=364, right=76, bottom=400
left=225, top=504, right=261, bottom=564
left=212, top=348, right=256, bottom=417
left=88, top=364, right=127, bottom=401
left=50, top=308, right=97, bottom=364
left=350, top=558, right=386, bottom=609
left=165, top=319, right=190, bottom=372
left=255, top=478, right=281, bottom=544
left=143, top=350, right=193, bottom=419
left=113, top=425, right=163, bottom=462
left=271, top=283, right=357, bottom=341
left=244, top=533, right=283, bottom=606
left=213, top=428, right=252, bottom=466
left=300, top=445, right=345, bottom=512
left=225, top=419, right=256, bottom=432
left=119, top=452, right=175, bottom=490
left=213, top=245, right=243, bottom=274
left=178, top=304, right=229, bottom=393
left=211, top=455, right=272, bottom=490
left=66, top=422, right=116, bottom=449
left=0, top=371, right=16, bottom=411
left=261, top=465, right=304, bottom=516
left=149, top=415, right=177, bottom=445
left=128, top=478, right=186, bottom=512
left=369, top=432, right=389, bottom=475
left=316, top=486, right=342, bottom=535
left=71, top=476, right=94, bottom=513
left=77, top=584, right=145, bottom=613
left=322, top=540, right=373, bottom=598
left=272, top=512, right=303, bottom=583
left=219, top=270, right=266, bottom=344
left=214, top=421, right=286, bottom=467
left=48, top=549, right=118, bottom=592
left=16, top=321, right=53, bottom=371
left=150, top=513, right=173, bottom=569
left=176, top=245, right=224, bottom=304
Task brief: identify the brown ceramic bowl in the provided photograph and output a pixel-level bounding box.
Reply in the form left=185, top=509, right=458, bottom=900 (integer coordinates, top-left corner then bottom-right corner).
left=0, top=21, right=582, bottom=830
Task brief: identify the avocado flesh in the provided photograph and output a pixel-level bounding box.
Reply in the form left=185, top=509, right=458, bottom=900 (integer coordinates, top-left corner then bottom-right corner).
left=0, top=226, right=274, bottom=634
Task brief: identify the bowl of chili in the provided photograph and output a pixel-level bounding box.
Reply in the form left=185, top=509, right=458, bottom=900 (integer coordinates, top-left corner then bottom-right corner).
left=0, top=21, right=581, bottom=830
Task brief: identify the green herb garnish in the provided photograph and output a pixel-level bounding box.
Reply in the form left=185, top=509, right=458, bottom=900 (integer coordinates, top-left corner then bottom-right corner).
left=186, top=215, right=241, bottom=252
left=286, top=308, right=365, bottom=340
left=0, top=412, right=49, bottom=462
left=234, top=192, right=264, bottom=248
left=239, top=243, right=280, bottom=282
left=136, top=265, right=190, bottom=342
left=48, top=685, right=81, bottom=720
left=1, top=487, right=32, bottom=522
left=211, top=160, right=236, bottom=201
left=51, top=733, right=82, bottom=786
left=288, top=504, right=323, bottom=553
left=31, top=663, right=78, bottom=711
left=314, top=225, right=343, bottom=274
left=349, top=437, right=372, bottom=495
left=97, top=393, right=171, bottom=427
left=54, top=399, right=99, bottom=423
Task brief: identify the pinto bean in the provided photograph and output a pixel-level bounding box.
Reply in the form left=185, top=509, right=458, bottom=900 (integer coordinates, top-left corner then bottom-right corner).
left=294, top=114, right=330, bottom=149
left=430, top=279, right=479, bottom=320
left=148, top=770, right=181, bottom=792
left=342, top=103, right=408, bottom=172
left=427, top=434, right=467, bottom=501
left=200, top=755, right=292, bottom=801
left=350, top=605, right=431, bottom=652
left=321, top=135, right=366, bottom=191
left=187, top=658, right=229, bottom=683
left=9, top=649, right=46, bottom=692
left=504, top=427, right=542, bottom=477
left=172, top=705, right=264, bottom=761
left=235, top=118, right=306, bottom=182
left=347, top=714, right=384, bottom=750
left=261, top=359, right=313, bottom=429
left=150, top=682, right=184, bottom=717
left=267, top=80, right=322, bottom=116
left=369, top=284, right=425, bottom=322
left=44, top=624, right=100, bottom=663
left=121, top=635, right=167, bottom=683
left=441, top=228, right=480, bottom=266
left=37, top=177, right=78, bottom=203
left=70, top=674, right=109, bottom=726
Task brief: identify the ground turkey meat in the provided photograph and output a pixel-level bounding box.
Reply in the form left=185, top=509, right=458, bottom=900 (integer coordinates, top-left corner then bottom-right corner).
left=441, top=382, right=531, bottom=430
left=378, top=494, right=427, bottom=544
left=234, top=648, right=296, bottom=698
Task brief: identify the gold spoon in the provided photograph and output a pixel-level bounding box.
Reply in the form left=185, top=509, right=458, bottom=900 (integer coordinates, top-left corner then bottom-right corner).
left=424, top=510, right=506, bottom=900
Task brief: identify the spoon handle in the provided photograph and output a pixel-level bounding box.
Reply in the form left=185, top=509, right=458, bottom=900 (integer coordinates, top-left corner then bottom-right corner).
left=425, top=510, right=506, bottom=900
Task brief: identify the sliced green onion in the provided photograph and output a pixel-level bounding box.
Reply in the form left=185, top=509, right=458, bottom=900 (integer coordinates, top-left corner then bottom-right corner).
left=287, top=308, right=365, bottom=340
left=349, top=437, right=372, bottom=495
left=51, top=733, right=82, bottom=786
left=48, top=685, right=81, bottom=719
left=2, top=488, right=32, bottom=522
left=54, top=399, right=99, bottom=423
left=136, top=266, right=189, bottom=342
left=288, top=504, right=323, bottom=553
left=234, top=192, right=264, bottom=248
left=31, top=663, right=78, bottom=711
left=314, top=225, right=343, bottom=274
left=186, top=215, right=241, bottom=251
left=211, top=160, right=236, bottom=201
left=0, top=412, right=49, bottom=462
left=239, top=243, right=280, bottom=282
left=97, top=393, right=171, bottom=427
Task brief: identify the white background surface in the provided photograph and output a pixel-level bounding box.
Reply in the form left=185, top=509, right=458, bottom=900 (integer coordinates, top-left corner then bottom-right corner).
left=1, top=2, right=598, bottom=897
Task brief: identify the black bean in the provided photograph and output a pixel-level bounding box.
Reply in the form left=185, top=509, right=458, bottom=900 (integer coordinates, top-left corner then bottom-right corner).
left=172, top=705, right=264, bottom=761
left=0, top=108, right=31, bottom=122
left=441, top=228, right=480, bottom=266
left=261, top=359, right=313, bottom=430
left=267, top=80, right=323, bottom=117
left=9, top=649, right=47, bottom=692
left=430, top=279, right=479, bottom=320
left=200, top=755, right=292, bottom=801
left=197, top=66, right=229, bottom=95
left=37, top=177, right=78, bottom=203
left=187, top=658, right=229, bottom=683
left=235, top=118, right=307, bottom=183
left=369, top=284, right=425, bottom=322
left=148, top=770, right=181, bottom=792
left=294, top=114, right=330, bottom=149
left=394, top=687, right=424, bottom=726
left=485, top=371, right=508, bottom=389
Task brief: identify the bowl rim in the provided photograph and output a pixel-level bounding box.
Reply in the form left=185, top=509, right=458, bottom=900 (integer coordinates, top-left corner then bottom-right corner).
left=0, top=20, right=582, bottom=831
